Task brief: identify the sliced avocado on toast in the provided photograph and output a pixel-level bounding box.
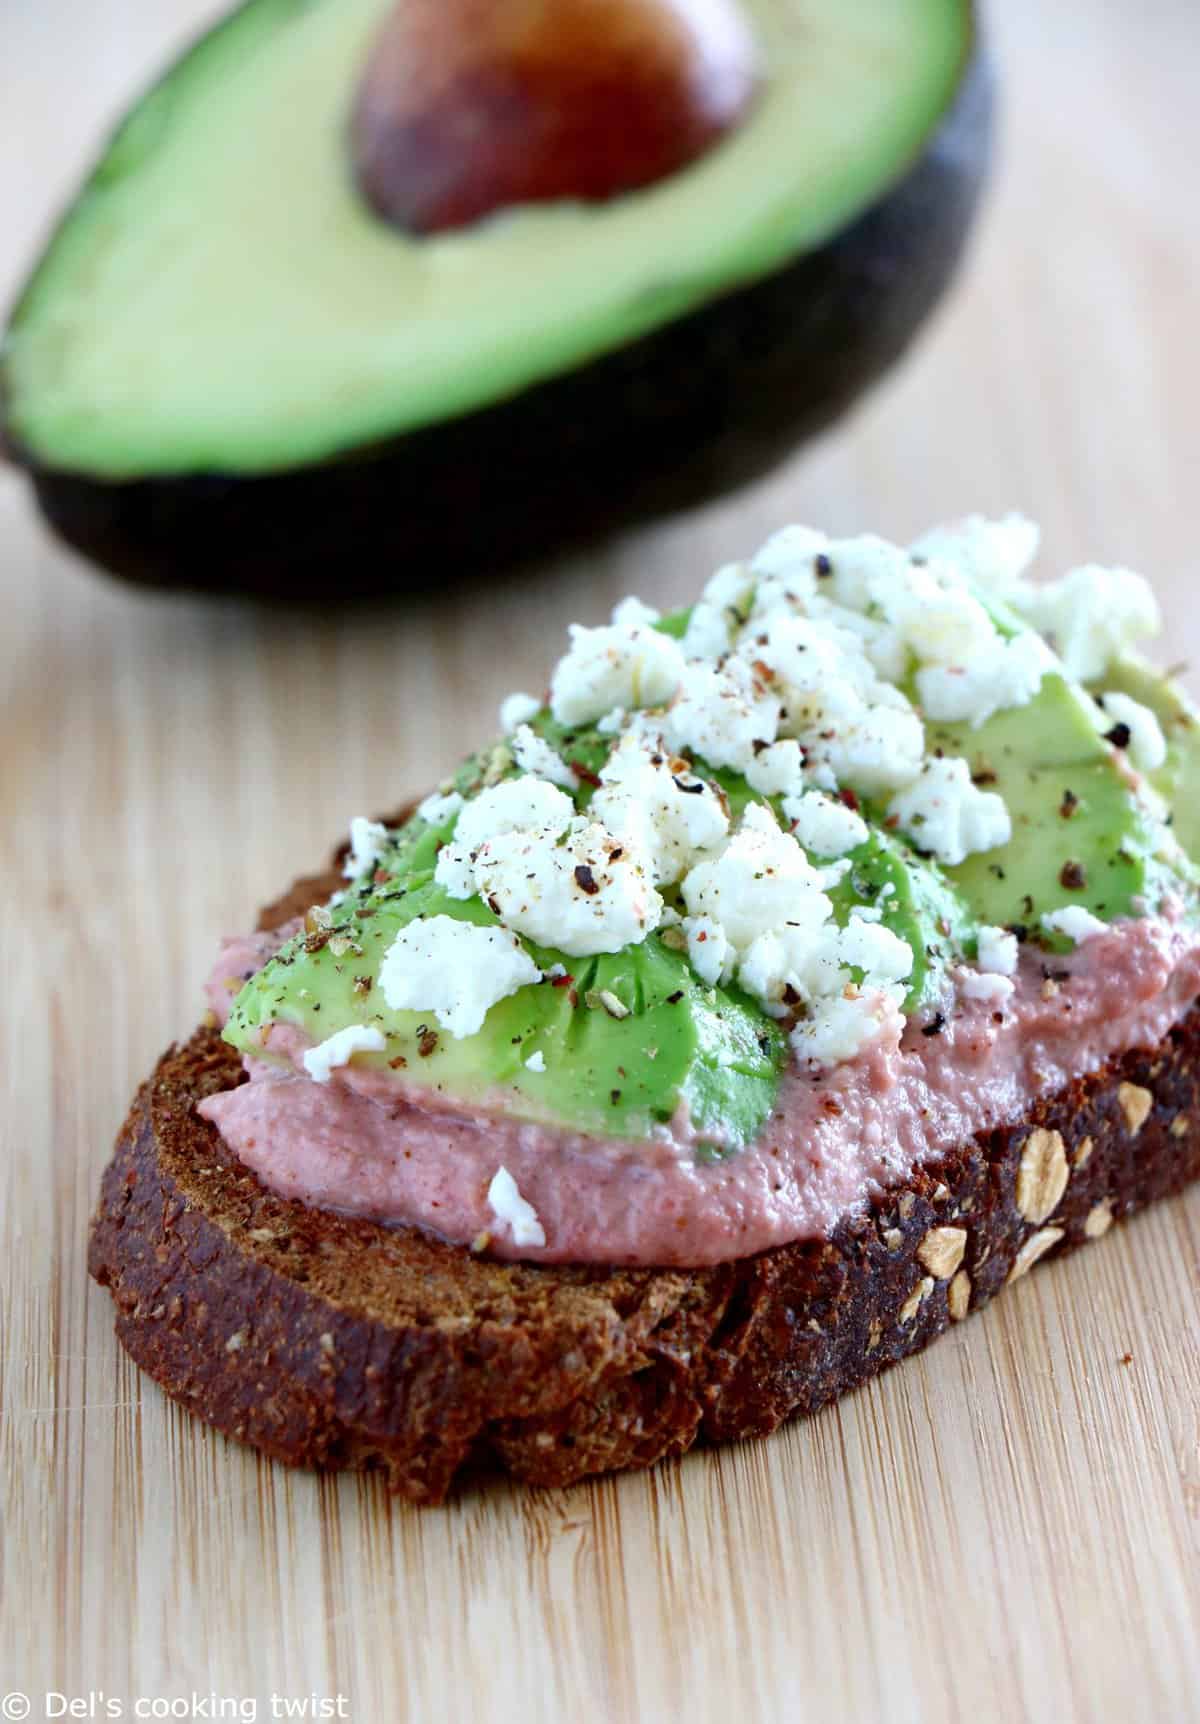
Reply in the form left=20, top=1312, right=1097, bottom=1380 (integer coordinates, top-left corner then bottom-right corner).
left=2, top=0, right=991, bottom=593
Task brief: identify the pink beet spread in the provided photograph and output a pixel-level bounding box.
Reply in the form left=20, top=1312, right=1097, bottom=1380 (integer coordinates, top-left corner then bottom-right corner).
left=197, top=915, right=1200, bottom=1267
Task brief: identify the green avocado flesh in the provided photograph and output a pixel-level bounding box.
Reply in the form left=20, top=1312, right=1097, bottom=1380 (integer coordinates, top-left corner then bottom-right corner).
left=928, top=673, right=1183, bottom=934
left=4, top=0, right=971, bottom=477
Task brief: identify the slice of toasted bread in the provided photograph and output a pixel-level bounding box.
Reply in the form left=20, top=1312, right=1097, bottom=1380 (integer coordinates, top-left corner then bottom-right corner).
left=88, top=845, right=1200, bottom=1503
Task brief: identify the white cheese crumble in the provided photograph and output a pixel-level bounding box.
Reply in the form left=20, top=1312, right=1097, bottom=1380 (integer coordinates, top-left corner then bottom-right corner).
left=498, top=691, right=541, bottom=733
left=301, top=1024, right=387, bottom=1084
left=743, top=738, right=806, bottom=799
left=1041, top=905, right=1109, bottom=945
left=976, top=925, right=1019, bottom=977
left=510, top=723, right=580, bottom=790
left=1018, top=565, right=1160, bottom=681
left=1100, top=691, right=1168, bottom=772
left=525, top=1050, right=546, bottom=1073
left=681, top=599, right=736, bottom=663
left=611, top=595, right=661, bottom=627
left=435, top=776, right=575, bottom=899
left=342, top=816, right=389, bottom=881
left=378, top=916, right=542, bottom=1038
left=474, top=818, right=662, bottom=956
left=416, top=788, right=464, bottom=826
left=957, top=968, right=1015, bottom=1003
left=911, top=513, right=1040, bottom=596
left=781, top=789, right=869, bottom=858
left=790, top=991, right=900, bottom=1068
left=887, top=758, right=1011, bottom=867
left=681, top=804, right=830, bottom=955
left=487, top=1166, right=546, bottom=1248
left=682, top=914, right=733, bottom=987
left=589, top=731, right=729, bottom=888
left=549, top=622, right=686, bottom=725
left=665, top=658, right=781, bottom=774
left=915, top=630, right=1055, bottom=728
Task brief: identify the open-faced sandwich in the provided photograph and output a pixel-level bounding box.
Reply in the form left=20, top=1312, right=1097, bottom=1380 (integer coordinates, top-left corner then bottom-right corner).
left=90, top=516, right=1200, bottom=1501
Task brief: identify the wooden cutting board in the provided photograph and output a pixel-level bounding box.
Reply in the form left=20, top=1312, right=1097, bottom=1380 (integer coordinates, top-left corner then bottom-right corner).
left=3, top=3, right=1198, bottom=1719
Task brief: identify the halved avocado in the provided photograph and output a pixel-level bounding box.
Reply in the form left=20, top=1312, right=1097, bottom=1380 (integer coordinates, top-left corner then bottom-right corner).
left=1, top=0, right=991, bottom=595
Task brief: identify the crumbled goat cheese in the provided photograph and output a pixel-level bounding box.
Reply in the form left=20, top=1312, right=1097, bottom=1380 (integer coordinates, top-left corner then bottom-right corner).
left=590, top=731, right=729, bottom=887
left=416, top=788, right=465, bottom=826
left=888, top=758, right=1011, bottom=867
left=665, top=658, right=781, bottom=774
left=525, top=1050, right=546, bottom=1073
left=681, top=600, right=736, bottom=663
left=549, top=622, right=686, bottom=725
left=915, top=629, right=1054, bottom=727
left=596, top=706, right=626, bottom=735
left=435, top=777, right=575, bottom=898
left=498, top=691, right=541, bottom=733
left=976, top=925, right=1019, bottom=977
left=743, top=738, right=806, bottom=798
left=1018, top=565, right=1160, bottom=681
left=701, top=561, right=756, bottom=614
left=957, top=968, right=1015, bottom=1003
left=379, top=916, right=542, bottom=1038
left=1041, top=905, right=1109, bottom=944
left=474, top=818, right=663, bottom=956
left=681, top=804, right=830, bottom=954
left=790, top=991, right=901, bottom=1069
left=611, top=595, right=661, bottom=627
left=755, top=610, right=924, bottom=793
left=682, top=915, right=733, bottom=987
left=1100, top=691, right=1168, bottom=772
left=342, top=816, right=389, bottom=881
left=750, top=523, right=829, bottom=585
left=302, top=1024, right=387, bottom=1084
left=487, top=1166, right=546, bottom=1248
left=910, top=513, right=1040, bottom=596
left=888, top=566, right=999, bottom=668
left=781, top=789, right=869, bottom=858
left=510, top=723, right=580, bottom=790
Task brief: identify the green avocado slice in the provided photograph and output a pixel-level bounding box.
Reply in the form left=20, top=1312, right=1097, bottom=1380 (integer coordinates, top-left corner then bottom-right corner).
left=226, top=879, right=785, bottom=1151
left=1093, top=654, right=1200, bottom=864
left=924, top=672, right=1191, bottom=935
left=4, top=0, right=976, bottom=480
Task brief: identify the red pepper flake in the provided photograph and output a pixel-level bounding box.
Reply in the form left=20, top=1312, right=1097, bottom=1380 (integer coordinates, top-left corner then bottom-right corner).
left=417, top=1027, right=439, bottom=1058
left=1059, top=859, right=1087, bottom=890
left=1060, top=789, right=1079, bottom=818
left=569, top=759, right=602, bottom=789
left=551, top=972, right=575, bottom=988
left=839, top=786, right=860, bottom=812
left=388, top=1054, right=408, bottom=1069
left=574, top=864, right=599, bottom=895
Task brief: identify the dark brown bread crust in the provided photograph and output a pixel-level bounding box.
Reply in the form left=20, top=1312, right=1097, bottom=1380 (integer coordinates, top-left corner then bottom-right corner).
left=89, top=853, right=1200, bottom=1502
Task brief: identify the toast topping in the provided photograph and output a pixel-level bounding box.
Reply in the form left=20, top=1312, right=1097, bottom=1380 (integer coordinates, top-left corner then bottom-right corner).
left=208, top=517, right=1200, bottom=1255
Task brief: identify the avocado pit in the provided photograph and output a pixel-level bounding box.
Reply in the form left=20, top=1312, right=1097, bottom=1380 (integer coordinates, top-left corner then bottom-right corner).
left=351, top=0, right=762, bottom=233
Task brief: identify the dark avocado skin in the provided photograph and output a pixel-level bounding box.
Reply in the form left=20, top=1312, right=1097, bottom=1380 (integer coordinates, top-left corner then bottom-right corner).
left=5, top=44, right=992, bottom=598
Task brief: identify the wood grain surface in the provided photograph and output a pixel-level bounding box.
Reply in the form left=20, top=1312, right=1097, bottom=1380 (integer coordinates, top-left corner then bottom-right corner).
left=3, top=3, right=1199, bottom=1720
